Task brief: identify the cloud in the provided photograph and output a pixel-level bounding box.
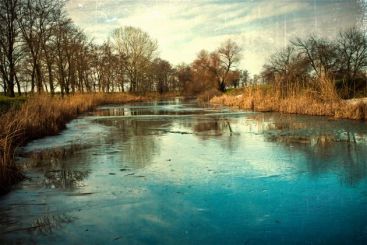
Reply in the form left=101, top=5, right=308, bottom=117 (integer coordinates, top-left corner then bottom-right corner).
left=66, top=0, right=363, bottom=75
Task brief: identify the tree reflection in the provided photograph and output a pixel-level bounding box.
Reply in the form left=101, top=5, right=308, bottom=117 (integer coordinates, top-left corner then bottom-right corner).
left=184, top=117, right=240, bottom=152
left=31, top=214, right=75, bottom=235
left=43, top=170, right=89, bottom=189
left=94, top=103, right=367, bottom=185
left=23, top=144, right=90, bottom=168
left=97, top=117, right=168, bottom=168
left=0, top=212, right=75, bottom=238
left=20, top=145, right=91, bottom=190
left=97, top=109, right=243, bottom=168
left=194, top=120, right=225, bottom=136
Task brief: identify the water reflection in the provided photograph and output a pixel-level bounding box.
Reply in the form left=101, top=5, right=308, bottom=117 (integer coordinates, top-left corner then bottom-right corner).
left=248, top=113, right=367, bottom=184
left=193, top=119, right=230, bottom=136
left=96, top=118, right=167, bottom=168
left=94, top=102, right=367, bottom=184
left=248, top=113, right=367, bottom=143
left=95, top=105, right=243, bottom=166
left=31, top=214, right=75, bottom=235
left=92, top=101, right=218, bottom=117
left=23, top=144, right=89, bottom=164
left=188, top=117, right=241, bottom=152
left=44, top=170, right=89, bottom=189
left=1, top=213, right=75, bottom=239
left=19, top=145, right=91, bottom=190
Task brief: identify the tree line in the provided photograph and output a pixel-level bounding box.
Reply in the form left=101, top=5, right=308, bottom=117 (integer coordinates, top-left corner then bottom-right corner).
left=262, top=27, right=367, bottom=99
left=0, top=0, right=180, bottom=96
left=0, top=0, right=247, bottom=98
left=2, top=0, right=364, bottom=99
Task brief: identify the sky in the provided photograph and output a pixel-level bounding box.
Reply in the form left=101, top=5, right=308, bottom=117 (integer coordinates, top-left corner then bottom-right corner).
left=65, top=0, right=366, bottom=75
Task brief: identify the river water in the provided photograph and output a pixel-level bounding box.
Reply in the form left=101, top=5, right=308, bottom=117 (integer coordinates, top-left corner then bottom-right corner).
left=1, top=99, right=367, bottom=244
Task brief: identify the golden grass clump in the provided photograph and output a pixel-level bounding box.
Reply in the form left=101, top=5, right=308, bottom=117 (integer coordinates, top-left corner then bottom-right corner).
left=211, top=81, right=367, bottom=120
left=22, top=93, right=142, bottom=139
left=211, top=85, right=280, bottom=112
left=335, top=101, right=367, bottom=120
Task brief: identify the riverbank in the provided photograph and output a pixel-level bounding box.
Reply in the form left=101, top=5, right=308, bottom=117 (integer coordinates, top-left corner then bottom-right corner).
left=210, top=87, right=367, bottom=121
left=0, top=93, right=145, bottom=194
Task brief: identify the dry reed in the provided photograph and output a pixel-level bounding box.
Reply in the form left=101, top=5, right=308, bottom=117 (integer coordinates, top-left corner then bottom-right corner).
left=0, top=116, right=25, bottom=193
left=211, top=83, right=367, bottom=120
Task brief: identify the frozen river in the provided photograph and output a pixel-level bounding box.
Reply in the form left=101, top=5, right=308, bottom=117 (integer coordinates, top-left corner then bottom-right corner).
left=1, top=99, right=367, bottom=244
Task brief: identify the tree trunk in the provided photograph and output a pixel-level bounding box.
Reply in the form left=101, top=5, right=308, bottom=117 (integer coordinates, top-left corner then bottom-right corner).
left=31, top=66, right=36, bottom=93
left=2, top=73, right=7, bottom=96
left=218, top=80, right=226, bottom=92
left=15, top=73, right=21, bottom=96
left=7, top=62, right=15, bottom=97
left=48, top=64, right=54, bottom=95
left=36, top=63, right=43, bottom=93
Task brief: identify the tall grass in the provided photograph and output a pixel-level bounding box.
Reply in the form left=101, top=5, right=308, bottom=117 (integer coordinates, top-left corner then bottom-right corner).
left=0, top=93, right=143, bottom=193
left=211, top=78, right=367, bottom=120
left=0, top=116, right=25, bottom=193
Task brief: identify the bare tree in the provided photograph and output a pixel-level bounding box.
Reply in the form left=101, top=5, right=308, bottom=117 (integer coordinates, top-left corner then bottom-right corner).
left=189, top=50, right=217, bottom=94
left=39, top=0, right=65, bottom=95
left=18, top=0, right=64, bottom=93
left=215, top=39, right=242, bottom=91
left=96, top=41, right=119, bottom=92
left=338, top=27, right=367, bottom=80
left=53, top=18, right=73, bottom=95
left=176, top=63, right=192, bottom=93
left=0, top=0, right=21, bottom=97
left=112, top=26, right=158, bottom=93
left=337, top=27, right=367, bottom=97
left=151, top=58, right=172, bottom=94
left=291, top=36, right=338, bottom=77
left=263, top=45, right=310, bottom=97
left=193, top=40, right=242, bottom=92
left=240, top=69, right=249, bottom=87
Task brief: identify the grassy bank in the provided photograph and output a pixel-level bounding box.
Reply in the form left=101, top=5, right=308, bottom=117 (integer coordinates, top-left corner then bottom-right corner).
left=0, top=93, right=144, bottom=194
left=210, top=85, right=367, bottom=120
